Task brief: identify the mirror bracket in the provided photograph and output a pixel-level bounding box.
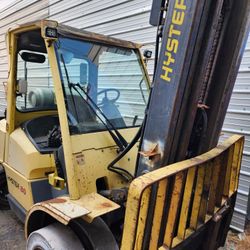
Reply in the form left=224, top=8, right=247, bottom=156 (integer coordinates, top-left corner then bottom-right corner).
left=17, top=79, right=28, bottom=95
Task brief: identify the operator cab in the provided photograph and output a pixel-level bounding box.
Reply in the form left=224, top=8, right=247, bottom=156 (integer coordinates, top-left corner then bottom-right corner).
left=16, top=28, right=149, bottom=155
left=6, top=20, right=151, bottom=243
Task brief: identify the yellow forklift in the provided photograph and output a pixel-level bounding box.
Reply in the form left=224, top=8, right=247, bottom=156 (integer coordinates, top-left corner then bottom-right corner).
left=0, top=0, right=249, bottom=249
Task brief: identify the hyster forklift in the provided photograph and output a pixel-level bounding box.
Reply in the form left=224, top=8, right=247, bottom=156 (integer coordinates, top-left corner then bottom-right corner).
left=0, top=0, right=249, bottom=249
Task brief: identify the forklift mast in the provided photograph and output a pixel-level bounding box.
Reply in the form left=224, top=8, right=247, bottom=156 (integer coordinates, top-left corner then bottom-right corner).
left=120, top=1, right=249, bottom=249
left=136, top=0, right=250, bottom=176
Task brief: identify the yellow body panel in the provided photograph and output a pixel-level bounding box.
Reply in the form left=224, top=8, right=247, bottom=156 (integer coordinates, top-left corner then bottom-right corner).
left=0, top=119, right=6, bottom=162
left=71, top=128, right=139, bottom=195
left=4, top=163, right=33, bottom=210
left=7, top=128, right=55, bottom=179
left=71, top=127, right=138, bottom=152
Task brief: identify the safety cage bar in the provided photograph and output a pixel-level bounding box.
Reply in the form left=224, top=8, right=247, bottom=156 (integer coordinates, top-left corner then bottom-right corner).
left=121, top=135, right=244, bottom=250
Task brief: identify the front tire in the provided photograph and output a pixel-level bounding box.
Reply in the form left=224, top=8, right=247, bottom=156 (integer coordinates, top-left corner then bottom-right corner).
left=27, top=223, right=84, bottom=250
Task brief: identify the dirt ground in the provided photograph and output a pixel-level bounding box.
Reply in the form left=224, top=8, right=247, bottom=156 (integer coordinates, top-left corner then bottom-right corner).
left=0, top=209, right=249, bottom=250
left=222, top=223, right=250, bottom=250
left=0, top=210, right=26, bottom=250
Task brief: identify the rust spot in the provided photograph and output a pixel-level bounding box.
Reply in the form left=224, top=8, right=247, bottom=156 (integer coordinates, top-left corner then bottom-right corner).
left=197, top=103, right=209, bottom=109
left=139, top=144, right=160, bottom=158
left=43, top=198, right=66, bottom=204
left=101, top=202, right=113, bottom=208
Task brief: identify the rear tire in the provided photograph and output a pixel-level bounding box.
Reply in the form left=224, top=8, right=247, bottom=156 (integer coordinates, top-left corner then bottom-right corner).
left=27, top=223, right=84, bottom=250
left=0, top=166, right=9, bottom=210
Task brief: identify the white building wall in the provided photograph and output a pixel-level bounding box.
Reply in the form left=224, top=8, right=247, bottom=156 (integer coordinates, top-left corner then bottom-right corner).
left=0, top=0, right=249, bottom=232
left=221, top=34, right=250, bottom=232
left=0, top=0, right=50, bottom=114
left=0, top=0, right=156, bottom=115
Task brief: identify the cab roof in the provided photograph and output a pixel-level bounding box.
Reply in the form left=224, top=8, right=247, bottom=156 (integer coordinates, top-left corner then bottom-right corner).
left=8, top=19, right=141, bottom=50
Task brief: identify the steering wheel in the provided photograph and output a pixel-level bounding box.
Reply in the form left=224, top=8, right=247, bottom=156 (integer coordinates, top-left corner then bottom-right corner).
left=97, top=88, right=120, bottom=106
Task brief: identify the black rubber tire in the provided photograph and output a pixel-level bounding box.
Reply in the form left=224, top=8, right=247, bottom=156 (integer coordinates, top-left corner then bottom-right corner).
left=27, top=218, right=119, bottom=250
left=0, top=166, right=9, bottom=210
left=70, top=217, right=119, bottom=250
left=27, top=223, right=84, bottom=250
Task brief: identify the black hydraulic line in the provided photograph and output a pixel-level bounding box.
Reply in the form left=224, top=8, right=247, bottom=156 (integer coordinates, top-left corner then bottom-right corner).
left=73, top=83, right=128, bottom=149
left=106, top=126, right=143, bottom=182
left=70, top=84, right=125, bottom=152
left=70, top=84, right=139, bottom=182
left=57, top=41, right=127, bottom=150
left=139, top=78, right=147, bottom=104
left=70, top=87, right=136, bottom=181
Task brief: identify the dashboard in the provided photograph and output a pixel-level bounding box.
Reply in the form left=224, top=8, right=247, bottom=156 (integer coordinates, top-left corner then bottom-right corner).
left=22, top=115, right=61, bottom=154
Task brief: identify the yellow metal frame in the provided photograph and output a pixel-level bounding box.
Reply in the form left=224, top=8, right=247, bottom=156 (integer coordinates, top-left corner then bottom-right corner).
left=5, top=20, right=149, bottom=219
left=44, top=35, right=80, bottom=200
left=121, top=135, right=244, bottom=250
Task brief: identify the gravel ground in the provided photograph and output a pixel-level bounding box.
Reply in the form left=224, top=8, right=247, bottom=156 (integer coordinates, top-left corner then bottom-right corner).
left=0, top=210, right=26, bottom=250
left=223, top=223, right=250, bottom=250
left=0, top=209, right=249, bottom=250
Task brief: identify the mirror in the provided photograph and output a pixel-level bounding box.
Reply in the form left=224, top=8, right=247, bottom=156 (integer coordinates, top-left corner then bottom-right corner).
left=150, top=0, right=164, bottom=26
left=21, top=52, right=46, bottom=63
left=17, top=79, right=28, bottom=94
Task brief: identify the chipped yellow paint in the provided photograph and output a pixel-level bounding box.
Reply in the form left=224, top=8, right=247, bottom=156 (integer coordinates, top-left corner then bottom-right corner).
left=163, top=172, right=184, bottom=248
left=135, top=187, right=151, bottom=250
left=121, top=180, right=147, bottom=250
left=149, top=179, right=168, bottom=250
left=25, top=193, right=120, bottom=238
left=235, top=141, right=244, bottom=190
left=230, top=142, right=240, bottom=192
left=223, top=146, right=234, bottom=197
left=207, top=157, right=221, bottom=214
left=177, top=167, right=196, bottom=239
left=190, top=166, right=205, bottom=229
left=198, top=162, right=213, bottom=223
left=121, top=135, right=244, bottom=250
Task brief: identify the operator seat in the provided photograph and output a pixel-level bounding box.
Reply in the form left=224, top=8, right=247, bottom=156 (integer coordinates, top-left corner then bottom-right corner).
left=100, top=97, right=126, bottom=128
left=67, top=95, right=96, bottom=123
